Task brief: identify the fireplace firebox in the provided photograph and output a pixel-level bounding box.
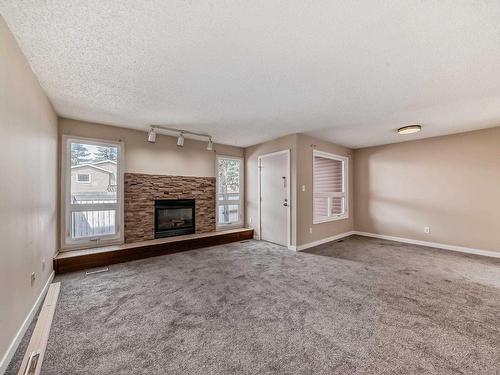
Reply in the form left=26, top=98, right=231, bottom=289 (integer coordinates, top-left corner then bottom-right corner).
left=155, top=199, right=195, bottom=238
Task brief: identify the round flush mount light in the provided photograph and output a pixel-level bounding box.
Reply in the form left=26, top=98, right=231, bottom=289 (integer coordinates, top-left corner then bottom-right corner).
left=398, top=125, right=422, bottom=135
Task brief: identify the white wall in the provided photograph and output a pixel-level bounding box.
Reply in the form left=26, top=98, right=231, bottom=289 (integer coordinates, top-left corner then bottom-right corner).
left=0, top=16, right=58, bottom=371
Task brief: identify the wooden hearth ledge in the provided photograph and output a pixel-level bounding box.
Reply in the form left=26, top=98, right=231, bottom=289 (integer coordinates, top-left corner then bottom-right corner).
left=54, top=228, right=254, bottom=274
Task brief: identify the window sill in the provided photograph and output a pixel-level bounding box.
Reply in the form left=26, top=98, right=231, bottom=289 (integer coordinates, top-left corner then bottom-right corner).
left=61, top=237, right=124, bottom=252
left=313, top=215, right=349, bottom=225
left=216, top=223, right=244, bottom=231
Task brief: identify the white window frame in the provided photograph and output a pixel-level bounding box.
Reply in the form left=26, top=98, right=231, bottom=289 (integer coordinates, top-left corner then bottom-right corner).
left=216, top=155, right=244, bottom=230
left=312, top=150, right=349, bottom=224
left=76, top=173, right=91, bottom=183
left=61, top=135, right=124, bottom=251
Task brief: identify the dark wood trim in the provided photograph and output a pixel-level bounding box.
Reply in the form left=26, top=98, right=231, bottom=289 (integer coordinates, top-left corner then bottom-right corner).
left=54, top=228, right=254, bottom=274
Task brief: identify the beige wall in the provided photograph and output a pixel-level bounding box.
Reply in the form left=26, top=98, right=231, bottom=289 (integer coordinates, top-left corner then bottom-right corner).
left=296, top=134, right=354, bottom=246
left=244, top=134, right=298, bottom=246
left=0, top=17, right=58, bottom=366
left=244, top=133, right=354, bottom=248
left=59, top=118, right=243, bottom=177
left=354, top=127, right=500, bottom=253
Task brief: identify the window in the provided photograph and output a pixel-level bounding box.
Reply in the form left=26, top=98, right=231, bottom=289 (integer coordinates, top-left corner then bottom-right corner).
left=76, top=173, right=91, bottom=183
left=216, top=155, right=244, bottom=228
left=62, top=136, right=123, bottom=250
left=313, top=150, right=348, bottom=223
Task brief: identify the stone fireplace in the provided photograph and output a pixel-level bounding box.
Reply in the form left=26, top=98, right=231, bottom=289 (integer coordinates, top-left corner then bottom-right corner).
left=124, top=173, right=216, bottom=243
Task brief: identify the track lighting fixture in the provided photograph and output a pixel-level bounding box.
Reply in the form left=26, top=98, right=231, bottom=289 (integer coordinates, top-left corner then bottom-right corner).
left=176, top=132, right=185, bottom=147
left=147, top=126, right=213, bottom=151
left=207, top=138, right=214, bottom=151
left=147, top=128, right=157, bottom=143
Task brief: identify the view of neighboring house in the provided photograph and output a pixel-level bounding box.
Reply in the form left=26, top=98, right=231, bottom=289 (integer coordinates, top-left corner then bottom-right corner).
left=71, top=160, right=117, bottom=203
left=70, top=159, right=117, bottom=239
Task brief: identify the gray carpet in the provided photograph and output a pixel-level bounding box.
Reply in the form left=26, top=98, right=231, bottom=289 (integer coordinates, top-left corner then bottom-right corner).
left=7, top=236, right=500, bottom=374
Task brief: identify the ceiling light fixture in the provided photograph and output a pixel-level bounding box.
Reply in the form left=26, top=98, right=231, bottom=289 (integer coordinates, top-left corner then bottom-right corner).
left=176, top=132, right=185, bottom=147
left=398, top=125, right=422, bottom=135
left=148, top=125, right=213, bottom=150
left=147, top=128, right=157, bottom=143
left=206, top=138, right=214, bottom=151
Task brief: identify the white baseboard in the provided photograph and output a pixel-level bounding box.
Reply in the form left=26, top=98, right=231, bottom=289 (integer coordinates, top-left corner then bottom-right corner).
left=0, top=271, right=55, bottom=375
left=354, top=231, right=500, bottom=259
left=294, top=231, right=355, bottom=251
left=289, top=230, right=499, bottom=259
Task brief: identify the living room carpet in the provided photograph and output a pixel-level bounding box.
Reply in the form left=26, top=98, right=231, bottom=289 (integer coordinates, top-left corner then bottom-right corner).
left=7, top=236, right=500, bottom=374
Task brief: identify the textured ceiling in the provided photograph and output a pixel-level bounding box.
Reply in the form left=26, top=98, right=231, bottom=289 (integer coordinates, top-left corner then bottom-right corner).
left=2, top=1, right=500, bottom=148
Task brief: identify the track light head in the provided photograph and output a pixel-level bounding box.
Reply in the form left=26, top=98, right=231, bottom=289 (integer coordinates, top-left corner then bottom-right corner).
left=148, top=128, right=156, bottom=143
left=177, top=132, right=185, bottom=147
left=207, top=138, right=214, bottom=151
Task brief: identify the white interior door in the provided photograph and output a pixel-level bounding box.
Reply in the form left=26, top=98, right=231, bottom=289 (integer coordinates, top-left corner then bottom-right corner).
left=259, top=150, right=290, bottom=246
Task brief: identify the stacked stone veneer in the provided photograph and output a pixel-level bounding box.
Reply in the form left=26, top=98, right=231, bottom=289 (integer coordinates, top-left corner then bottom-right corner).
left=124, top=173, right=216, bottom=243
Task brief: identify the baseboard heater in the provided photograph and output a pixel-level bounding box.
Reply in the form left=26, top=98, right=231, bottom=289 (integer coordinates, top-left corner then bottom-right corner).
left=23, top=351, right=40, bottom=375
left=17, top=283, right=60, bottom=375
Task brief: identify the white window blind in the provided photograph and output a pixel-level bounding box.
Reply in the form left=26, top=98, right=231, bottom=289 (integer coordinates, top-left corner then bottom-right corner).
left=313, top=150, right=348, bottom=223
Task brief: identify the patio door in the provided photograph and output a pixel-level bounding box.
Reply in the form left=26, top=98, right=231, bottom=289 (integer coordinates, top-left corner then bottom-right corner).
left=61, top=136, right=124, bottom=250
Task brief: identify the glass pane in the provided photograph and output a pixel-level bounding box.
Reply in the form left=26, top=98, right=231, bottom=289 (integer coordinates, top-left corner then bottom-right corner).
left=330, top=197, right=344, bottom=216
left=71, top=210, right=116, bottom=239
left=218, top=193, right=240, bottom=201
left=314, top=197, right=344, bottom=220
left=217, top=157, right=242, bottom=225
left=218, top=158, right=241, bottom=195
left=70, top=142, right=118, bottom=204
left=218, top=205, right=240, bottom=224
left=157, top=208, right=193, bottom=231
left=313, top=156, right=343, bottom=194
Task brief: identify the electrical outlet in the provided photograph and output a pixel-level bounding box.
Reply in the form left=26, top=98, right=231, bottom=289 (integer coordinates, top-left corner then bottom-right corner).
left=309, top=227, right=313, bottom=234
left=301, top=185, right=306, bottom=192
left=42, top=259, right=46, bottom=272
left=249, top=217, right=252, bottom=224
left=424, top=226, right=430, bottom=234
left=31, top=272, right=36, bottom=286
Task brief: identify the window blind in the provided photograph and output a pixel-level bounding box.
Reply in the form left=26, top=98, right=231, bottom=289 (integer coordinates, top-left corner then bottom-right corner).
left=313, top=154, right=345, bottom=220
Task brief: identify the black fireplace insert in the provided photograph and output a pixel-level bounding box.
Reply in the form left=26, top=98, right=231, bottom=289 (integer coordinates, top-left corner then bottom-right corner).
left=155, top=199, right=195, bottom=238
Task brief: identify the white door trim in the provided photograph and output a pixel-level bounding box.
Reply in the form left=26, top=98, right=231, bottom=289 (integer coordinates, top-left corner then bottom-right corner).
left=257, top=149, right=291, bottom=247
